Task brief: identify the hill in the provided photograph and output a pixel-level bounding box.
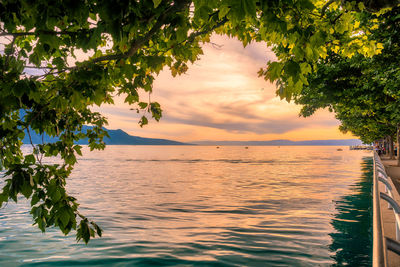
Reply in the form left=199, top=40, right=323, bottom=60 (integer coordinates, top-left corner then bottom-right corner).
left=22, top=126, right=189, bottom=145
left=192, top=139, right=363, bottom=146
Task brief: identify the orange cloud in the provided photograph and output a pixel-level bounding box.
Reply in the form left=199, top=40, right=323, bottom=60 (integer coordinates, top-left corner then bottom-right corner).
left=96, top=35, right=355, bottom=142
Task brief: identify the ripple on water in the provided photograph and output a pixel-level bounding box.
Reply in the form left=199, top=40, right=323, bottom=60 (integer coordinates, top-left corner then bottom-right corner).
left=0, top=146, right=372, bottom=266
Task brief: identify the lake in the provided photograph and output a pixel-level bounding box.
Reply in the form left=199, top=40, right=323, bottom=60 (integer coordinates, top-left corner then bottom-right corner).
left=0, top=146, right=372, bottom=266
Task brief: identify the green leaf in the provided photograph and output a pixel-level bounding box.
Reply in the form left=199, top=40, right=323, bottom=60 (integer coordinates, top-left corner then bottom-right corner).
left=138, top=102, right=148, bottom=109
left=139, top=116, right=148, bottom=127
left=125, top=94, right=139, bottom=104
left=24, top=154, right=36, bottom=165
left=284, top=61, right=300, bottom=77
left=152, top=0, right=162, bottom=8
left=150, top=102, right=162, bottom=121
left=267, top=62, right=283, bottom=82
left=58, top=208, right=70, bottom=228
left=219, top=5, right=230, bottom=19
left=52, top=57, right=65, bottom=70
left=241, top=0, right=256, bottom=17
left=65, top=154, right=77, bottom=165
left=196, top=5, right=212, bottom=22
left=21, top=181, right=32, bottom=199
left=14, top=80, right=29, bottom=98
left=91, top=222, right=103, bottom=237
left=304, top=45, right=314, bottom=60
left=77, top=219, right=91, bottom=244
left=0, top=193, right=8, bottom=207
left=18, top=131, right=25, bottom=139
left=31, top=193, right=40, bottom=206
left=52, top=188, right=62, bottom=202
left=292, top=46, right=304, bottom=60
left=298, top=0, right=315, bottom=10
left=176, top=28, right=187, bottom=43
left=74, top=145, right=83, bottom=156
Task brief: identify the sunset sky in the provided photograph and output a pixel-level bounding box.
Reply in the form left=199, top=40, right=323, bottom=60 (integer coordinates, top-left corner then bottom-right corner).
left=95, top=34, right=355, bottom=142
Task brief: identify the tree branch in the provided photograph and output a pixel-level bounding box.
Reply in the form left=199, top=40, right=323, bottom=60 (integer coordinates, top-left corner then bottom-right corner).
left=91, top=0, right=191, bottom=63
left=23, top=0, right=222, bottom=78
left=31, top=11, right=226, bottom=79
left=331, top=13, right=343, bottom=25
left=26, top=127, right=41, bottom=163
left=24, top=66, right=56, bottom=69
left=321, top=0, right=336, bottom=17
left=0, top=29, right=91, bottom=37
left=187, top=17, right=228, bottom=43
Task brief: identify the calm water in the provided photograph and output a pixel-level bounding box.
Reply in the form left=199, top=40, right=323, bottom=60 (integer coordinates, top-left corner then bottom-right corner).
left=0, top=146, right=372, bottom=266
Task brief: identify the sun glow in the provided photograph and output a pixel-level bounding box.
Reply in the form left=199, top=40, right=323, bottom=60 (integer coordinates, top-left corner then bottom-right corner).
left=97, top=35, right=355, bottom=142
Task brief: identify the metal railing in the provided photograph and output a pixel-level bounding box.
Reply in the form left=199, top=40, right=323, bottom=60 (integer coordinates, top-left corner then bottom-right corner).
left=373, top=152, right=400, bottom=266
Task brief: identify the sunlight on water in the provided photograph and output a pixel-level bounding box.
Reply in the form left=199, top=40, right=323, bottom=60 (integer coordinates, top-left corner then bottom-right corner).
left=0, top=146, right=372, bottom=266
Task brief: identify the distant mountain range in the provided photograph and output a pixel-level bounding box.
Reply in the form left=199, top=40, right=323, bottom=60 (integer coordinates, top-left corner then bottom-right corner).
left=22, top=126, right=189, bottom=145
left=22, top=126, right=362, bottom=146
left=191, top=139, right=363, bottom=146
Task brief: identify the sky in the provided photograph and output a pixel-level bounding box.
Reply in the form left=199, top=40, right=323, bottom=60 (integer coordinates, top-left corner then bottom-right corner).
left=96, top=35, right=354, bottom=142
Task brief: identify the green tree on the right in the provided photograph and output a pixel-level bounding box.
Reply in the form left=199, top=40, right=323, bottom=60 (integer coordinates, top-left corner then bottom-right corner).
left=293, top=6, right=400, bottom=163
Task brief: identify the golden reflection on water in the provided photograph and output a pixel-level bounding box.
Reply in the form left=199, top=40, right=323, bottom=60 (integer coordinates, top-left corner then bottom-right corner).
left=0, top=145, right=371, bottom=266
left=70, top=146, right=367, bottom=238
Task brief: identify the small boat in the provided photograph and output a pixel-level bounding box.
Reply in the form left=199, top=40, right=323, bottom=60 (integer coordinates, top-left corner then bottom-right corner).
left=337, top=148, right=343, bottom=151
left=216, top=146, right=219, bottom=149
left=245, top=147, right=249, bottom=149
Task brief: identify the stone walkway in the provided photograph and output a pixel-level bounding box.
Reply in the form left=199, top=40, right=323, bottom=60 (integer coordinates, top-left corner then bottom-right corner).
left=380, top=156, right=400, bottom=266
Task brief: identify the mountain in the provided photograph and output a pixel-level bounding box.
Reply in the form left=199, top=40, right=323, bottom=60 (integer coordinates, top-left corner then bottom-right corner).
left=22, top=127, right=189, bottom=145
left=21, top=125, right=363, bottom=146
left=101, top=129, right=189, bottom=145
left=192, top=139, right=363, bottom=146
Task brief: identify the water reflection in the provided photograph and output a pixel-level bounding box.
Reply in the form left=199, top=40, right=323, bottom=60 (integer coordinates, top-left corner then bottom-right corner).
left=0, top=146, right=373, bottom=266
left=329, top=157, right=373, bottom=266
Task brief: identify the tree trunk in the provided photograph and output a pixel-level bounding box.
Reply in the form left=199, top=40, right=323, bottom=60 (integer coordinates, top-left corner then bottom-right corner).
left=390, top=135, right=394, bottom=159
left=384, top=136, right=388, bottom=155
left=397, top=125, right=400, bottom=166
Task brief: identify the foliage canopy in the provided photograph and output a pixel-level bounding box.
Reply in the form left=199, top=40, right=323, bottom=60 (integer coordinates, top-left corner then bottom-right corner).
left=0, top=0, right=395, bottom=242
left=294, top=6, right=400, bottom=144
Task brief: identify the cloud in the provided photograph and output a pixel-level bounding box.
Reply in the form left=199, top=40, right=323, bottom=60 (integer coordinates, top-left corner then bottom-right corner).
left=164, top=113, right=304, bottom=134
left=96, top=34, right=352, bottom=141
